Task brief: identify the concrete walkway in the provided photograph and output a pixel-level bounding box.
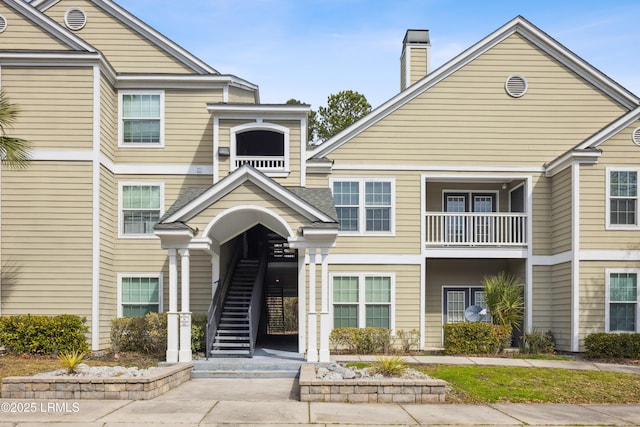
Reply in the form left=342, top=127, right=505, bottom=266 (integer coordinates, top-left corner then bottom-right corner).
left=1, top=357, right=639, bottom=426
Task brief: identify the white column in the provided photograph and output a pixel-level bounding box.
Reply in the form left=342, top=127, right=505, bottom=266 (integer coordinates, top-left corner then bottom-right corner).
left=166, top=248, right=179, bottom=363
left=319, top=247, right=331, bottom=362
left=307, top=248, right=318, bottom=362
left=297, top=248, right=306, bottom=355
left=179, top=248, right=192, bottom=362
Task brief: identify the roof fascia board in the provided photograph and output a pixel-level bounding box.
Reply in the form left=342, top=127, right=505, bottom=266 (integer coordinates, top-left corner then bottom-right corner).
left=207, top=104, right=310, bottom=116
left=308, top=16, right=640, bottom=160
left=116, top=74, right=258, bottom=91
left=545, top=149, right=601, bottom=177
left=165, top=166, right=333, bottom=224
left=8, top=0, right=96, bottom=51
left=89, top=0, right=218, bottom=75
left=575, top=107, right=640, bottom=150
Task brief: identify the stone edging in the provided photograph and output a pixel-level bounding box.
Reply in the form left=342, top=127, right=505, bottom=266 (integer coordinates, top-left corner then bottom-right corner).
left=1, top=363, right=192, bottom=400
left=298, top=363, right=447, bottom=403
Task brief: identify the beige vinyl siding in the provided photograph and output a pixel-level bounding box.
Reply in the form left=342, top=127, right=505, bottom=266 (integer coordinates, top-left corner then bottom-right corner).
left=189, top=251, right=213, bottom=314
left=551, top=167, right=572, bottom=254
left=424, top=258, right=525, bottom=348
left=99, top=166, right=116, bottom=347
left=1, top=67, right=94, bottom=150
left=408, top=47, right=427, bottom=86
left=327, top=33, right=625, bottom=167
left=1, top=162, right=93, bottom=321
left=44, top=1, right=195, bottom=74
left=531, top=265, right=552, bottom=331
left=551, top=262, right=572, bottom=351
left=531, top=175, right=552, bottom=255
left=0, top=4, right=70, bottom=50
left=228, top=86, right=257, bottom=104
left=116, top=89, right=218, bottom=165
left=188, top=182, right=308, bottom=234
left=580, top=123, right=640, bottom=249
left=100, top=74, right=117, bottom=163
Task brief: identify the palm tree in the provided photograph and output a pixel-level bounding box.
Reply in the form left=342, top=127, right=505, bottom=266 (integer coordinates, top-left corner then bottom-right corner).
left=0, top=90, right=31, bottom=168
left=482, top=271, right=524, bottom=331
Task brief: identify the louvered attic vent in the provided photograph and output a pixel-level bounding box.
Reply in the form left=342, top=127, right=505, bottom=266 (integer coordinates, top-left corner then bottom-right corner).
left=0, top=15, right=7, bottom=34
left=64, top=8, right=87, bottom=31
left=633, top=127, right=640, bottom=146
left=505, top=75, right=527, bottom=98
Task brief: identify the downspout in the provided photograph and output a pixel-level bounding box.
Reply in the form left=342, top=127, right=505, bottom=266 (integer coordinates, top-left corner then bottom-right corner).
left=91, top=65, right=101, bottom=350
left=571, top=161, right=580, bottom=352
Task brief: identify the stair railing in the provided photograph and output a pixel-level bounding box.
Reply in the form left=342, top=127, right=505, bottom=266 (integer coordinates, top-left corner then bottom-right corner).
left=247, top=248, right=268, bottom=357
left=206, top=240, right=242, bottom=358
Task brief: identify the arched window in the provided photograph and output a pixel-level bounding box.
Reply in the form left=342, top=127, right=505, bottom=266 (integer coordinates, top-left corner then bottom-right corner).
left=230, top=123, right=290, bottom=175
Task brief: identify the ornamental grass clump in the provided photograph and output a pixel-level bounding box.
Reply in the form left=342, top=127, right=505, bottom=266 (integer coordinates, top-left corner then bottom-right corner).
left=369, top=355, right=407, bottom=377
left=57, top=349, right=86, bottom=374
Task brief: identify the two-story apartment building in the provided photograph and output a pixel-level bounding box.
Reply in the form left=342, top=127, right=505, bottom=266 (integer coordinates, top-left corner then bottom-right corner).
left=1, top=0, right=639, bottom=362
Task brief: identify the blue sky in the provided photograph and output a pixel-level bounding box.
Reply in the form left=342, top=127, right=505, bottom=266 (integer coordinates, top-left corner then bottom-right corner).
left=116, top=0, right=640, bottom=109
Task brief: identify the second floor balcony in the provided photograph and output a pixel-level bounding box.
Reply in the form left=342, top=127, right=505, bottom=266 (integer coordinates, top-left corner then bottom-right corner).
left=425, top=212, right=527, bottom=247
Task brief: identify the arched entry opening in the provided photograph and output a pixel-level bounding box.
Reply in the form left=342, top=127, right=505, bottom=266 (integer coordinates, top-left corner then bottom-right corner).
left=205, top=206, right=300, bottom=357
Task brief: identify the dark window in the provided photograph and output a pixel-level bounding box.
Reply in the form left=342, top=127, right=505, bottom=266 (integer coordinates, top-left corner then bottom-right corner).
left=236, top=130, right=284, bottom=156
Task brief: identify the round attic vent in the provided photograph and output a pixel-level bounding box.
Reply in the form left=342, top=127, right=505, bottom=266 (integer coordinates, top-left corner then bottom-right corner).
left=64, top=8, right=87, bottom=31
left=0, top=15, right=7, bottom=34
left=505, top=74, right=528, bottom=98
left=633, top=127, right=640, bottom=146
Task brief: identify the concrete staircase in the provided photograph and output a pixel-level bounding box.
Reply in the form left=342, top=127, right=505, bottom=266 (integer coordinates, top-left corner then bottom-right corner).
left=210, top=259, right=259, bottom=357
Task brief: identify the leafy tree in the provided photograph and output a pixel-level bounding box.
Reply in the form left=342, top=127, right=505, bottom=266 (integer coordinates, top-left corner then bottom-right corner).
left=312, top=90, right=371, bottom=143
left=286, top=98, right=316, bottom=144
left=0, top=90, right=31, bottom=168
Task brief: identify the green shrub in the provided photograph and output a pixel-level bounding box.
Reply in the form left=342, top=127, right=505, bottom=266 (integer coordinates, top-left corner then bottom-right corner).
left=482, top=272, right=524, bottom=331
left=443, top=322, right=511, bottom=355
left=330, top=327, right=391, bottom=354
left=109, top=312, right=167, bottom=356
left=520, top=329, right=555, bottom=354
left=191, top=312, right=207, bottom=353
left=0, top=314, right=89, bottom=354
left=585, top=333, right=640, bottom=359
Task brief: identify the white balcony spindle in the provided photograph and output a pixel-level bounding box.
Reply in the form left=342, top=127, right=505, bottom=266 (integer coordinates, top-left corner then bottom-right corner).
left=425, top=212, right=527, bottom=247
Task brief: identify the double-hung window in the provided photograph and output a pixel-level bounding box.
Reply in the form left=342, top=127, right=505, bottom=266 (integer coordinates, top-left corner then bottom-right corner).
left=332, top=274, right=394, bottom=329
left=607, top=169, right=638, bottom=228
left=119, top=183, right=163, bottom=238
left=606, top=270, right=639, bottom=332
left=332, top=179, right=394, bottom=234
left=119, top=91, right=164, bottom=146
left=118, top=274, right=162, bottom=317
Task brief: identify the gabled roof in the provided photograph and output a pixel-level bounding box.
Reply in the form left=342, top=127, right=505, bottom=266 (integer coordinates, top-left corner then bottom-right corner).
left=576, top=106, right=640, bottom=150
left=3, top=0, right=97, bottom=52
left=30, top=0, right=218, bottom=74
left=158, top=165, right=337, bottom=229
left=308, top=15, right=640, bottom=160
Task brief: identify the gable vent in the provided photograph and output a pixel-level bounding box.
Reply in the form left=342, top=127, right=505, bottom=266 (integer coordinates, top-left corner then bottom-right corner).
left=64, top=8, right=87, bottom=31
left=505, top=75, right=527, bottom=98
left=633, top=127, right=640, bottom=146
left=0, top=15, right=7, bottom=34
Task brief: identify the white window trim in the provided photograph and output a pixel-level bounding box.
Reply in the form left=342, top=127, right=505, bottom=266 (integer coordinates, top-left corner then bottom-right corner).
left=117, top=273, right=164, bottom=317
left=606, top=167, right=640, bottom=230
left=441, top=189, right=500, bottom=211
left=118, top=181, right=164, bottom=239
left=118, top=90, right=165, bottom=148
left=229, top=122, right=290, bottom=177
left=441, top=285, right=487, bottom=325
left=330, top=177, right=396, bottom=236
left=605, top=268, right=640, bottom=333
left=329, top=272, right=396, bottom=332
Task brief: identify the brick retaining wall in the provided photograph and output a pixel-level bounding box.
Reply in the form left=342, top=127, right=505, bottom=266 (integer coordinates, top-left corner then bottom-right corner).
left=1, top=363, right=192, bottom=400
left=298, top=364, right=447, bottom=403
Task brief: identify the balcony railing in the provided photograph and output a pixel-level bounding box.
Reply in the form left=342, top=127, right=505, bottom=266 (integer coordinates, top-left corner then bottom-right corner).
left=425, top=212, right=527, bottom=246
left=234, top=156, right=286, bottom=171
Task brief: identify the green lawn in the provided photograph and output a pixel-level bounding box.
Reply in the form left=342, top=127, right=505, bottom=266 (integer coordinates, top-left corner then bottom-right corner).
left=419, top=365, right=640, bottom=404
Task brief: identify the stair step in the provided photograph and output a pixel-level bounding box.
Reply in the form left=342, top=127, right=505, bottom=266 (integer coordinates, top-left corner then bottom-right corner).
left=213, top=343, right=250, bottom=348
left=214, top=335, right=248, bottom=341
left=210, top=349, right=252, bottom=356
left=216, top=329, right=250, bottom=334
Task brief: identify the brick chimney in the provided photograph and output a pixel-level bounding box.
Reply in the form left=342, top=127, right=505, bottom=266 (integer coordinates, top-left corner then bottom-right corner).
left=400, top=29, right=430, bottom=90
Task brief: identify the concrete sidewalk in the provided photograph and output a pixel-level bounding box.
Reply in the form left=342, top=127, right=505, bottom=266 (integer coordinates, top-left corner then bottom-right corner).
left=1, top=357, right=639, bottom=426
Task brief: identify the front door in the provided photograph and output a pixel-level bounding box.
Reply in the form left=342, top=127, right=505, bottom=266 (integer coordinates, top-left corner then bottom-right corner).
left=443, top=286, right=489, bottom=323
